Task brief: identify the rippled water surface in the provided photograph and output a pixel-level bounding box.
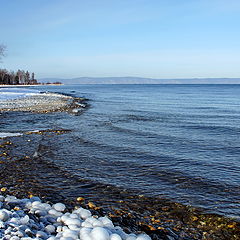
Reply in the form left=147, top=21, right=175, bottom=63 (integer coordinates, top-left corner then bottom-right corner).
left=1, top=84, right=240, bottom=218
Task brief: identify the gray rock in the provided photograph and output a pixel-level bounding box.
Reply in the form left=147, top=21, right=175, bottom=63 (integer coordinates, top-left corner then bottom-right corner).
left=36, top=230, right=49, bottom=239
left=0, top=210, right=9, bottom=221
left=45, top=224, right=56, bottom=234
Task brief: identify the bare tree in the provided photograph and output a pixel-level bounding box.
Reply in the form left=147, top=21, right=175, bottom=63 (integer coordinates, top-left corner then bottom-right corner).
left=0, top=44, right=6, bottom=62
left=0, top=69, right=8, bottom=84
left=0, top=44, right=38, bottom=85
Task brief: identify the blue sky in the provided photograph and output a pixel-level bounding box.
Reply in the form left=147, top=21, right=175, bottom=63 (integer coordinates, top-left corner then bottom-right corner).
left=1, top=0, right=240, bottom=79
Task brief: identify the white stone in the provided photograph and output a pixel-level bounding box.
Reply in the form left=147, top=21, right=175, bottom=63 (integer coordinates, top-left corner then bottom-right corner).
left=62, top=229, right=78, bottom=238
left=60, top=237, right=74, bottom=240
left=79, top=208, right=91, bottom=219
left=5, top=196, right=17, bottom=202
left=79, top=227, right=92, bottom=237
left=36, top=230, right=48, bottom=239
left=35, top=209, right=48, bottom=217
left=99, top=217, right=114, bottom=228
left=110, top=233, right=122, bottom=240
left=45, top=224, right=56, bottom=234
left=81, top=222, right=93, bottom=228
left=0, top=210, right=9, bottom=221
left=10, top=236, right=20, bottom=240
left=30, top=196, right=41, bottom=202
left=20, top=215, right=29, bottom=225
left=56, top=226, right=63, bottom=233
left=136, top=234, right=151, bottom=240
left=65, top=217, right=81, bottom=227
left=92, top=219, right=104, bottom=227
left=68, top=224, right=81, bottom=231
left=69, top=213, right=78, bottom=219
left=114, top=227, right=128, bottom=240
left=31, top=201, right=41, bottom=207
left=53, top=203, right=66, bottom=212
left=61, top=215, right=70, bottom=223
left=49, top=209, right=63, bottom=217
left=91, top=227, right=110, bottom=240
left=126, top=236, right=137, bottom=240
left=62, top=226, right=69, bottom=231
left=81, top=236, right=92, bottom=240
left=41, top=203, right=52, bottom=211
left=15, top=231, right=24, bottom=238
left=47, top=237, right=57, bottom=240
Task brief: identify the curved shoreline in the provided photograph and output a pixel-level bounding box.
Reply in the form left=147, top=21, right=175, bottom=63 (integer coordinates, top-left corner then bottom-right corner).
left=0, top=91, right=87, bottom=113
left=0, top=130, right=239, bottom=240
left=0, top=92, right=239, bottom=239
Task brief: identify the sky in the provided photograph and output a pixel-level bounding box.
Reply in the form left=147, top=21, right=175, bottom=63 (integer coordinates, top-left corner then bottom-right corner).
left=1, top=0, right=240, bottom=79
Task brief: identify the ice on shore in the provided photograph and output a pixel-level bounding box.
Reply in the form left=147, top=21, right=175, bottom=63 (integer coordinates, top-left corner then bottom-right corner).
left=0, top=195, right=152, bottom=240
left=0, top=88, right=73, bottom=112
left=0, top=132, right=22, bottom=138
left=0, top=88, right=41, bottom=101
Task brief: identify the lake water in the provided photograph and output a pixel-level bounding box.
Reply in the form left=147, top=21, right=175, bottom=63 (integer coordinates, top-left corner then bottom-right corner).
left=1, top=84, right=240, bottom=219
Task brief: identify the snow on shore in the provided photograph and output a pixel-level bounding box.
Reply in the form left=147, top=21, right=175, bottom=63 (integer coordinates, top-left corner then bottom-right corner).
left=0, top=132, right=22, bottom=138
left=0, top=88, right=73, bottom=113
left=0, top=88, right=41, bottom=101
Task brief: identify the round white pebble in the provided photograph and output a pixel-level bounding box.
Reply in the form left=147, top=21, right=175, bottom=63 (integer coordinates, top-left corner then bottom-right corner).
left=0, top=210, right=9, bottom=221
left=46, top=237, right=57, bottom=240
left=0, top=194, right=151, bottom=240
left=126, top=236, right=137, bottom=240
left=53, top=203, right=66, bottom=212
left=91, top=227, right=110, bottom=240
left=45, top=224, right=56, bottom=233
left=36, top=230, right=48, bottom=239
left=65, top=218, right=81, bottom=227
left=49, top=209, right=63, bottom=217
left=62, top=229, right=78, bottom=238
left=110, top=233, right=122, bottom=240
left=79, top=208, right=91, bottom=219
left=31, top=201, right=41, bottom=207
left=136, top=234, right=151, bottom=240
left=92, top=219, right=103, bottom=227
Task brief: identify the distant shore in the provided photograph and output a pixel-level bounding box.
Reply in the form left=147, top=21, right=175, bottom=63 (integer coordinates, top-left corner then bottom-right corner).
left=0, top=83, right=63, bottom=87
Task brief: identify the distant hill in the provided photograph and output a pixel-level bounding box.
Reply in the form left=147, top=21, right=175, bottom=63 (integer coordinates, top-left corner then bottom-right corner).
left=39, top=77, right=240, bottom=85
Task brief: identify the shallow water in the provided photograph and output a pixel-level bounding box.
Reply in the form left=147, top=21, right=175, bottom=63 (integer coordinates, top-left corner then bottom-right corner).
left=1, top=84, right=240, bottom=219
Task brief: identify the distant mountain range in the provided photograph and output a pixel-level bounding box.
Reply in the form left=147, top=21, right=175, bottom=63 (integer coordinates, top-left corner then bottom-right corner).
left=39, top=77, right=240, bottom=84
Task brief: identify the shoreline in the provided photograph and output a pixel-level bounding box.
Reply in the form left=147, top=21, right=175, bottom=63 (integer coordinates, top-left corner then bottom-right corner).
left=0, top=92, right=239, bottom=239
left=0, top=84, right=63, bottom=87
left=0, top=130, right=239, bottom=239
left=0, top=91, right=87, bottom=113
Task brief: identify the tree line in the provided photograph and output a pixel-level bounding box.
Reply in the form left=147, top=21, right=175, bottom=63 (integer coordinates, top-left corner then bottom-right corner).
left=0, top=69, right=38, bottom=85
left=0, top=44, right=38, bottom=85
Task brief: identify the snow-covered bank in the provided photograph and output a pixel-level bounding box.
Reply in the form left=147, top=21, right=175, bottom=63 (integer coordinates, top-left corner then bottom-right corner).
left=0, top=88, right=41, bottom=101
left=0, top=195, right=151, bottom=240
left=0, top=88, right=74, bottom=113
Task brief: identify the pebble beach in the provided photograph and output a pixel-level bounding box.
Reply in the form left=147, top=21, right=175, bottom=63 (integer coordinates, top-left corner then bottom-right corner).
left=0, top=194, right=151, bottom=240
left=0, top=89, right=151, bottom=240
left=0, top=88, right=78, bottom=113
left=0, top=88, right=240, bottom=240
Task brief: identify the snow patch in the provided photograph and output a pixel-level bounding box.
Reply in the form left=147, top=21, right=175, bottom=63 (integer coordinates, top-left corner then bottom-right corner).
left=0, top=88, right=40, bottom=101
left=0, top=132, right=22, bottom=138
